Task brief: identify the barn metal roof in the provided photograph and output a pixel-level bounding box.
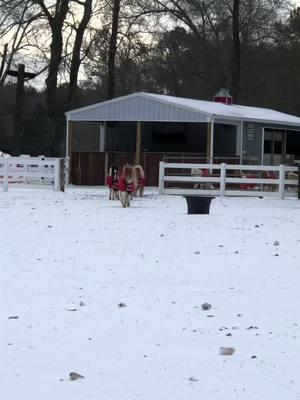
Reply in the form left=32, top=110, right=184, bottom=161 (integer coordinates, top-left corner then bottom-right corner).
left=66, top=92, right=300, bottom=127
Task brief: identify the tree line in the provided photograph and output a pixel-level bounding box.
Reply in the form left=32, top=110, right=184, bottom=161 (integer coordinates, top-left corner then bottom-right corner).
left=0, top=0, right=300, bottom=155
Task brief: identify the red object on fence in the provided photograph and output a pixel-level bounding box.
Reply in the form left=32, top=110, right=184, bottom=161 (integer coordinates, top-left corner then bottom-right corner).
left=239, top=174, right=257, bottom=190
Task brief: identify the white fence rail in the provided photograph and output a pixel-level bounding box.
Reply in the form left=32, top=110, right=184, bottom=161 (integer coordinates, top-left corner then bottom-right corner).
left=0, top=156, right=68, bottom=192
left=159, top=162, right=299, bottom=199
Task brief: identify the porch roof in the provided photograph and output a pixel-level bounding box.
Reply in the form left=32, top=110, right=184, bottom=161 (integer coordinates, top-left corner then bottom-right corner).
left=65, top=92, right=300, bottom=128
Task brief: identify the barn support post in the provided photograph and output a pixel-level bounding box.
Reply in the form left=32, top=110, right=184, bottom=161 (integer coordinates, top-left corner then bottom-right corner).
left=135, top=121, right=142, bottom=165
left=282, top=130, right=287, bottom=164
left=270, top=131, right=275, bottom=165
left=100, top=122, right=106, bottom=152
left=206, top=122, right=211, bottom=163
left=207, top=117, right=214, bottom=171
left=240, top=121, right=244, bottom=164
left=104, top=152, right=109, bottom=184
left=261, top=127, right=265, bottom=165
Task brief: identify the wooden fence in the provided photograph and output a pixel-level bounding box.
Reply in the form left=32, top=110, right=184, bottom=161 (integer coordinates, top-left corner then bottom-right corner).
left=0, top=156, right=68, bottom=192
left=159, top=162, right=299, bottom=199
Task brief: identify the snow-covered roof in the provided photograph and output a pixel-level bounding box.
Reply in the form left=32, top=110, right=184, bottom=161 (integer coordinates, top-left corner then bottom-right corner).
left=66, top=92, right=300, bottom=127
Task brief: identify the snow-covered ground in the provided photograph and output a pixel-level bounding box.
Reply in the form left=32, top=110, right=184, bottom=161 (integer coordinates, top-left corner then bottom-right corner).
left=1, top=187, right=300, bottom=400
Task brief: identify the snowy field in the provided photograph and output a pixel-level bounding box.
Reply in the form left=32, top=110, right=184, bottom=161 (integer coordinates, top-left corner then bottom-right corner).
left=1, top=187, right=300, bottom=400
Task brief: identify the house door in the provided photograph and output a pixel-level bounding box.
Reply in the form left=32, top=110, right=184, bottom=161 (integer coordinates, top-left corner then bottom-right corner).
left=263, top=129, right=286, bottom=165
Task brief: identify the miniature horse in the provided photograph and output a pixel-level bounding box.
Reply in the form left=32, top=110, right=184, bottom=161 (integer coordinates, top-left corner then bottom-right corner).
left=106, top=166, right=120, bottom=200
left=118, top=164, right=136, bottom=207
left=133, top=165, right=146, bottom=197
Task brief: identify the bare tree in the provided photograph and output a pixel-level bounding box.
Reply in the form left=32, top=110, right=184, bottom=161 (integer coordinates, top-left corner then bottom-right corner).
left=107, top=0, right=121, bottom=99
left=0, top=0, right=41, bottom=86
left=67, top=0, right=93, bottom=108
left=231, top=0, right=241, bottom=100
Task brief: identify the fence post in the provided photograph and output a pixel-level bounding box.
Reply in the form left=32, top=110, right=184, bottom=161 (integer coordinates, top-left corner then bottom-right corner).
left=158, top=161, right=164, bottom=194
left=64, top=157, right=69, bottom=186
left=279, top=164, right=285, bottom=199
left=53, top=158, right=60, bottom=191
left=220, top=163, right=226, bottom=197
left=3, top=158, right=8, bottom=192
left=59, top=158, right=65, bottom=192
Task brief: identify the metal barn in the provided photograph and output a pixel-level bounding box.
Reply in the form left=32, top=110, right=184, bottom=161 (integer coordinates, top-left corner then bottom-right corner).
left=65, top=92, right=300, bottom=186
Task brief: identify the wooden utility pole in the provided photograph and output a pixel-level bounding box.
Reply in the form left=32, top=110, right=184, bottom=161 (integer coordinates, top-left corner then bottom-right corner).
left=6, top=64, right=36, bottom=155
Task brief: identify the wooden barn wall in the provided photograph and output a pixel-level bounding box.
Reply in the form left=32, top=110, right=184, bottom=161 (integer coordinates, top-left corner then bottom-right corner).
left=71, top=152, right=211, bottom=186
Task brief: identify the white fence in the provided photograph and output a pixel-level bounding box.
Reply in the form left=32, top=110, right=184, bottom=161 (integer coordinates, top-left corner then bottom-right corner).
left=159, top=162, right=299, bottom=199
left=0, top=156, right=68, bottom=192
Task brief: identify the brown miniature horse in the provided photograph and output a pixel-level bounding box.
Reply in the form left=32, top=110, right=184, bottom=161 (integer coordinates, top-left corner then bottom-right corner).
left=118, top=164, right=137, bottom=207
left=133, top=165, right=146, bottom=197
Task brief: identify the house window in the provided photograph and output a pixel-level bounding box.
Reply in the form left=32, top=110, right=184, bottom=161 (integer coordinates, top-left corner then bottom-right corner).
left=247, top=124, right=255, bottom=141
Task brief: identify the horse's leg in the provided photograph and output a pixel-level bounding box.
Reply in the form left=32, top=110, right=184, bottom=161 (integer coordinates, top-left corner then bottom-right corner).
left=120, top=191, right=125, bottom=207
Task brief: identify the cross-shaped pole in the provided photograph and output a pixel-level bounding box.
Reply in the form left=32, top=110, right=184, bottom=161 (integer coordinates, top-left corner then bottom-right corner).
left=6, top=64, right=37, bottom=155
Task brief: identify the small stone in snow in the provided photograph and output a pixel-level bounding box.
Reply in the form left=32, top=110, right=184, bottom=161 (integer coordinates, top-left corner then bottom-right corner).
left=207, top=315, right=214, bottom=318
left=251, top=355, right=257, bottom=359
left=69, top=372, right=85, bottom=381
left=220, top=347, right=235, bottom=356
left=237, top=314, right=243, bottom=317
left=201, top=303, right=212, bottom=310
left=194, top=251, right=200, bottom=254
left=79, top=301, right=85, bottom=307
left=226, top=333, right=232, bottom=337
left=118, top=303, right=126, bottom=308
left=273, top=241, right=280, bottom=246
left=8, top=316, right=19, bottom=319
left=189, top=376, right=199, bottom=382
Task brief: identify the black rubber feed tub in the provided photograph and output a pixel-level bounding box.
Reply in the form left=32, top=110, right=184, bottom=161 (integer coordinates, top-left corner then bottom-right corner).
left=184, top=196, right=214, bottom=214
